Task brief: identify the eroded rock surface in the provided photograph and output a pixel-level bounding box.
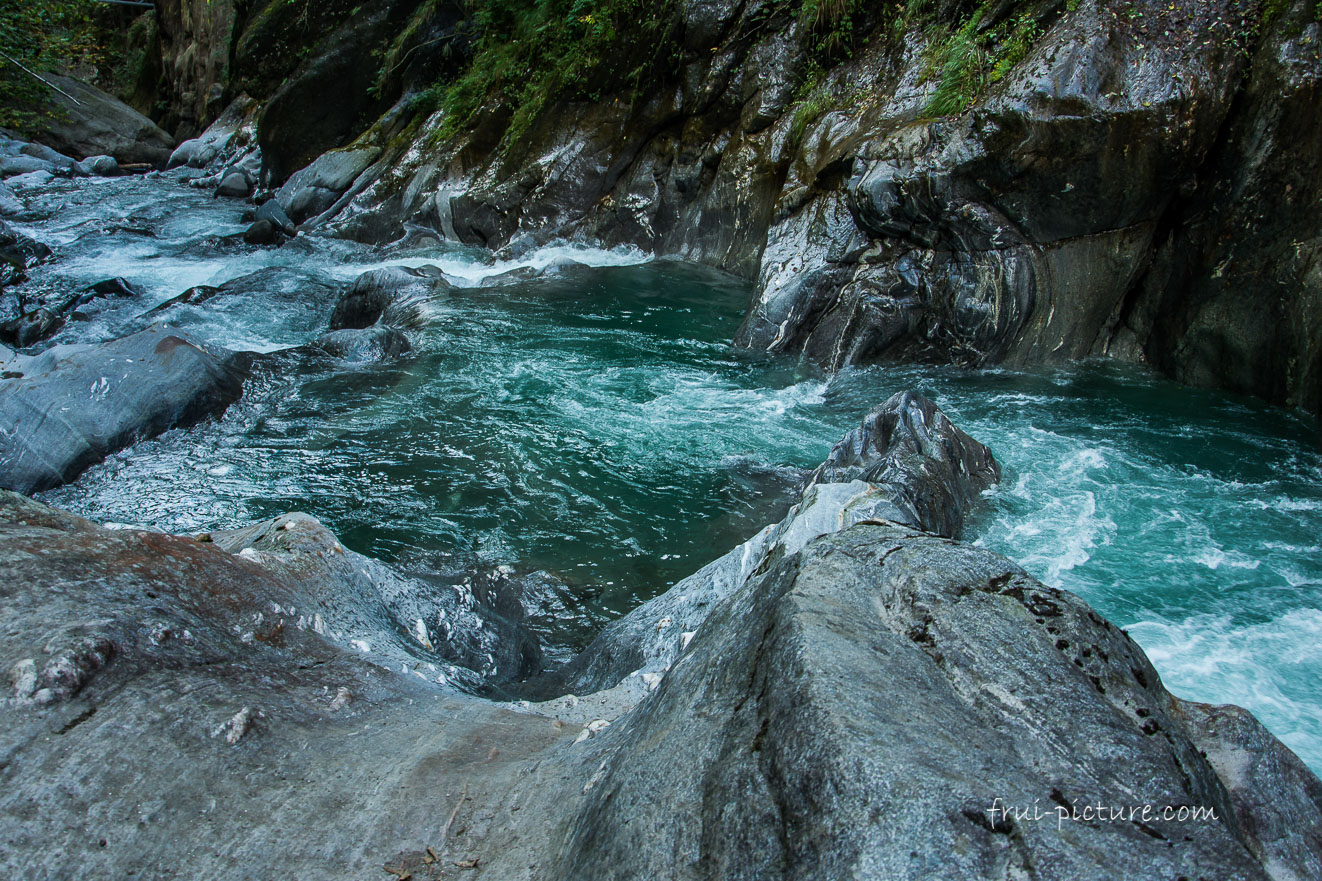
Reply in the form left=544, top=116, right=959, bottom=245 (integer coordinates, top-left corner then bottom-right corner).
left=0, top=326, right=248, bottom=493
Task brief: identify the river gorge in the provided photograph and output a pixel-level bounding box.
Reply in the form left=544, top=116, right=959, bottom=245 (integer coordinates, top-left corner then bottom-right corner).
left=3, top=1, right=1322, bottom=878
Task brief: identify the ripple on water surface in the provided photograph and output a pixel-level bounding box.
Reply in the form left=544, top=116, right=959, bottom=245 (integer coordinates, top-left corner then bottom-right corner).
left=19, top=174, right=1322, bottom=774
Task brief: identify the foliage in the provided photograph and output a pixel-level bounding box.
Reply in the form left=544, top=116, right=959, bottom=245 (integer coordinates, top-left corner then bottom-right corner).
left=797, top=0, right=868, bottom=60
left=427, top=0, right=683, bottom=153
left=922, top=1, right=1045, bottom=117
left=0, top=0, right=103, bottom=128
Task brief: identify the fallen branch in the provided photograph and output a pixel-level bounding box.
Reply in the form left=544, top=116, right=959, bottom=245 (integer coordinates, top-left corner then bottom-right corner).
left=0, top=52, right=81, bottom=106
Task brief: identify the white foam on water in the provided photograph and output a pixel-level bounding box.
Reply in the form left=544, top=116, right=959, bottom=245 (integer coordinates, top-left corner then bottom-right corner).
left=332, top=242, right=652, bottom=286
left=1127, top=609, right=1322, bottom=772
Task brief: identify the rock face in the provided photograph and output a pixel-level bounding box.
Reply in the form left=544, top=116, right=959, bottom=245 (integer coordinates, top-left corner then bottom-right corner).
left=2, top=397, right=1319, bottom=880
left=22, top=75, right=176, bottom=166
left=552, top=522, right=1317, bottom=881
left=0, top=326, right=248, bottom=493
left=179, top=0, right=1314, bottom=416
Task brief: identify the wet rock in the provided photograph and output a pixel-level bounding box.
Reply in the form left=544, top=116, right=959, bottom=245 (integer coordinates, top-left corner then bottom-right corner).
left=328, top=266, right=451, bottom=331
left=242, top=218, right=280, bottom=246
left=0, top=184, right=21, bottom=216
left=0, top=308, right=64, bottom=348
left=314, top=326, right=412, bottom=362
left=277, top=146, right=380, bottom=223
left=214, top=170, right=252, bottom=199
left=0, top=325, right=248, bottom=493
left=0, top=220, right=51, bottom=280
left=85, top=277, right=141, bottom=300
left=807, top=390, right=1001, bottom=538
left=74, top=155, right=119, bottom=177
left=255, top=199, right=295, bottom=235
left=22, top=75, right=175, bottom=166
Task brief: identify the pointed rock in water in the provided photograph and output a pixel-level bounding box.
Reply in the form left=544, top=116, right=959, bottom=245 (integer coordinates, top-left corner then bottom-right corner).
left=533, top=391, right=1003, bottom=697
left=242, top=218, right=280, bottom=246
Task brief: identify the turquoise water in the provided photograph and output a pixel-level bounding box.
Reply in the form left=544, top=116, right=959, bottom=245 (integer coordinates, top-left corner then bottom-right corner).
left=17, top=174, right=1322, bottom=774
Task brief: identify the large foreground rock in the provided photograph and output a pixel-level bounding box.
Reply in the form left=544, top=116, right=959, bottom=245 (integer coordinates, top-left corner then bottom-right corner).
left=0, top=326, right=247, bottom=493
left=1, top=395, right=1318, bottom=880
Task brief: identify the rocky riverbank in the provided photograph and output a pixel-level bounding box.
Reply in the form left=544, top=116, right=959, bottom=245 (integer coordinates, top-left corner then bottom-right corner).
left=3, top=393, right=1320, bottom=879
left=109, top=0, right=1322, bottom=417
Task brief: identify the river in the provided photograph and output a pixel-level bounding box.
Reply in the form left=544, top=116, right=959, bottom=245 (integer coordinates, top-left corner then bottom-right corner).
left=12, top=171, right=1322, bottom=773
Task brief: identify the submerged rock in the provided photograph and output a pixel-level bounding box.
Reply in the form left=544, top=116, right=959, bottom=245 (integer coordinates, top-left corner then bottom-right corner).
left=0, top=326, right=248, bottom=494
left=328, top=265, right=451, bottom=330
left=314, top=326, right=412, bottom=362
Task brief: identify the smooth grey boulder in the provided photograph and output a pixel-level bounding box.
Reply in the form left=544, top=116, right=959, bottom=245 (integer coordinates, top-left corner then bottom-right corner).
left=0, top=156, right=57, bottom=179
left=536, top=391, right=1002, bottom=698
left=2, top=170, right=52, bottom=191
left=314, top=326, right=412, bottom=362
left=0, top=326, right=247, bottom=494
left=328, top=265, right=451, bottom=330
left=214, top=170, right=251, bottom=199
left=74, top=155, right=119, bottom=177
left=23, top=75, right=175, bottom=166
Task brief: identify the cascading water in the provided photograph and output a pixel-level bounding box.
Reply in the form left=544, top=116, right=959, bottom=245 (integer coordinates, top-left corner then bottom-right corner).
left=13, top=173, right=1322, bottom=774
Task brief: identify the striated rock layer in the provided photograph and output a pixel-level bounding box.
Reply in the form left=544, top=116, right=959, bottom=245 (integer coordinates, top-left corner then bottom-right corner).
left=2, top=394, right=1319, bottom=879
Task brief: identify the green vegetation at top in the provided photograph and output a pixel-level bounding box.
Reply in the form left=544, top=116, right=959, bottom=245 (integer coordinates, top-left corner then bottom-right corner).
left=423, top=0, right=684, bottom=150
left=0, top=0, right=102, bottom=127
left=919, top=0, right=1055, bottom=117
